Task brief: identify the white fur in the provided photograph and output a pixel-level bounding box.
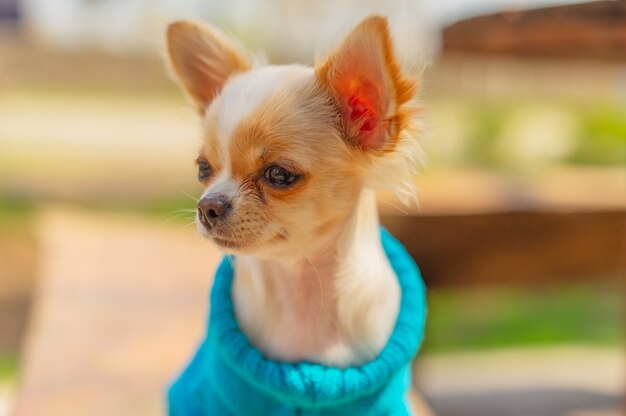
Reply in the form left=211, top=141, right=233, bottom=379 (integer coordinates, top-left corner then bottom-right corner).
left=334, top=190, right=400, bottom=360
left=233, top=189, right=399, bottom=366
left=210, top=65, right=312, bottom=145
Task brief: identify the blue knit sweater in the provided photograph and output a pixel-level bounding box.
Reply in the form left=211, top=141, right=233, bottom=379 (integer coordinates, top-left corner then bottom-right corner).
left=168, top=229, right=427, bottom=415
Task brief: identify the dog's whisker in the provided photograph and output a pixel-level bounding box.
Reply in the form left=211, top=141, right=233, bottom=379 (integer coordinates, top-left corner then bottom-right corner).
left=168, top=183, right=199, bottom=202
left=164, top=209, right=197, bottom=219
left=176, top=220, right=198, bottom=233
left=156, top=209, right=196, bottom=228
left=380, top=199, right=409, bottom=215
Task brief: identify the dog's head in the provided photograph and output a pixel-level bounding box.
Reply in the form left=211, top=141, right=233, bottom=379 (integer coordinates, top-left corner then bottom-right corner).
left=167, top=16, right=420, bottom=258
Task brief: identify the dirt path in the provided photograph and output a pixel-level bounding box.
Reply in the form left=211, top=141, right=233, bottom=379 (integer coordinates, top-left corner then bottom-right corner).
left=15, top=207, right=219, bottom=416
left=415, top=347, right=624, bottom=416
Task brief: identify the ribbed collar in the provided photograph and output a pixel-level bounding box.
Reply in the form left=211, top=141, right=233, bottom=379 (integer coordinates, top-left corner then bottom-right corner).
left=206, top=228, right=427, bottom=410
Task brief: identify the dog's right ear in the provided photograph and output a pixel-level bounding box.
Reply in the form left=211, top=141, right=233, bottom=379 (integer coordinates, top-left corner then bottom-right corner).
left=166, top=21, right=251, bottom=114
left=317, top=16, right=416, bottom=153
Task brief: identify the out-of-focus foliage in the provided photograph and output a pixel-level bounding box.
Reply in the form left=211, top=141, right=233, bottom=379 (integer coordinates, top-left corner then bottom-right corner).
left=425, top=283, right=623, bottom=352
left=427, top=99, right=626, bottom=169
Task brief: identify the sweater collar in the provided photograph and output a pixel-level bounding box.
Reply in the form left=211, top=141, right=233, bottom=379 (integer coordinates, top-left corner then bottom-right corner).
left=206, top=228, right=427, bottom=408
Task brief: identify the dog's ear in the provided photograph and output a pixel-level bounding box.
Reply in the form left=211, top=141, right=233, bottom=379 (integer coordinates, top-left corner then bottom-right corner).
left=167, top=21, right=251, bottom=114
left=317, top=16, right=416, bottom=152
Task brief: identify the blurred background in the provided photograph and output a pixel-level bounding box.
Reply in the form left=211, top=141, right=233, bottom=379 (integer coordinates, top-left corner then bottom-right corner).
left=0, top=0, right=624, bottom=415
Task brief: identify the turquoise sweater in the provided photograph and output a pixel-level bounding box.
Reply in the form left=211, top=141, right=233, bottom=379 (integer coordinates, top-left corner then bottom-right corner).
left=168, top=229, right=427, bottom=415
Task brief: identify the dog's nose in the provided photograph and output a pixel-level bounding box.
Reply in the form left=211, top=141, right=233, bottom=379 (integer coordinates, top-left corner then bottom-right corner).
left=197, top=195, right=232, bottom=228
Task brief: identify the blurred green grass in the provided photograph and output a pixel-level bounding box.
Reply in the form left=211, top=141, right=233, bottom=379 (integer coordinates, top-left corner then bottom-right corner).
left=0, top=355, right=17, bottom=381
left=0, top=195, right=196, bottom=228
left=0, top=198, right=35, bottom=232
left=423, top=282, right=624, bottom=353
left=570, top=105, right=626, bottom=165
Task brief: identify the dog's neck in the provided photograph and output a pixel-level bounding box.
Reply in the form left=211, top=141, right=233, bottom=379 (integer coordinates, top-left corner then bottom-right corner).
left=232, top=190, right=400, bottom=367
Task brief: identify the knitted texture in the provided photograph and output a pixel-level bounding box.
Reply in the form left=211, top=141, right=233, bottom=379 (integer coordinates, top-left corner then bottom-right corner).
left=168, top=229, right=427, bottom=415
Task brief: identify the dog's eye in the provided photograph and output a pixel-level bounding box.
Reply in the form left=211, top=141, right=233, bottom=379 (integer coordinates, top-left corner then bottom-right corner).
left=197, top=160, right=212, bottom=181
left=265, top=165, right=299, bottom=187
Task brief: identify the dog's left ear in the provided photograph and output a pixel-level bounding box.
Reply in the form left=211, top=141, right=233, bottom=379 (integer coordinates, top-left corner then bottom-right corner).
left=317, top=16, right=416, bottom=152
left=167, top=21, right=251, bottom=114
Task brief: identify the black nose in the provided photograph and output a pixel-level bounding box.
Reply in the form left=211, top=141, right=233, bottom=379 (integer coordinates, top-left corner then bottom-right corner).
left=197, top=195, right=232, bottom=228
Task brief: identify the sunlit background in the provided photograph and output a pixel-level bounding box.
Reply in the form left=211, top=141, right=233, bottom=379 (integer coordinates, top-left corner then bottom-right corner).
left=0, top=0, right=624, bottom=415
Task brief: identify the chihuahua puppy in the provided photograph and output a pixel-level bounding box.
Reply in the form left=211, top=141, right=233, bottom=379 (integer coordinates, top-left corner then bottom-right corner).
left=168, top=15, right=420, bottom=366
left=167, top=16, right=428, bottom=415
